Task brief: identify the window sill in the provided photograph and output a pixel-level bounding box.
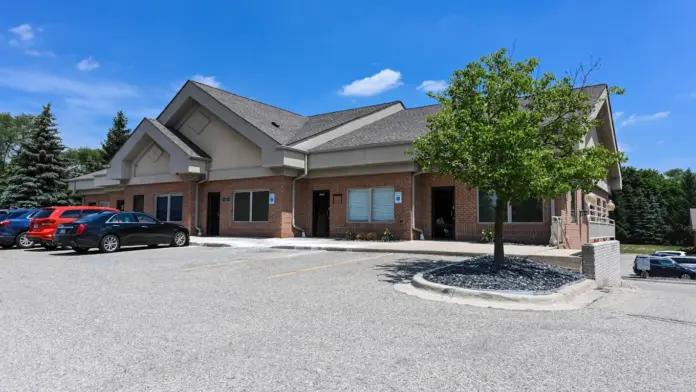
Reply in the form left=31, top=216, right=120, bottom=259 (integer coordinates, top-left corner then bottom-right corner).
left=232, top=221, right=269, bottom=224
left=346, top=221, right=396, bottom=224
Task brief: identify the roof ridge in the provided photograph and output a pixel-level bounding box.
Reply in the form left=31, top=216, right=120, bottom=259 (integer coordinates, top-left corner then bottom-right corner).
left=190, top=80, right=306, bottom=118
left=308, top=101, right=402, bottom=117
left=406, top=103, right=441, bottom=110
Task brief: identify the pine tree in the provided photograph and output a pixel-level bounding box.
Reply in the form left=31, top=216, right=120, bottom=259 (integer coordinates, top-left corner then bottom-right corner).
left=101, top=110, right=131, bottom=164
left=0, top=104, right=69, bottom=208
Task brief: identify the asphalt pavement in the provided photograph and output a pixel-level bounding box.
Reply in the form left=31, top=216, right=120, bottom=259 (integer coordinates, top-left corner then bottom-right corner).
left=1, top=246, right=695, bottom=391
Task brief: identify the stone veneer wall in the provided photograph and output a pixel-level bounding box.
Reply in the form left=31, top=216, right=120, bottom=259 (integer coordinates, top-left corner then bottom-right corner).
left=581, top=240, right=621, bottom=288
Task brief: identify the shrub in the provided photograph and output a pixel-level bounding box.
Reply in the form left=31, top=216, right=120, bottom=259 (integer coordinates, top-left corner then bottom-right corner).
left=344, top=230, right=356, bottom=241
left=382, top=229, right=399, bottom=242
left=481, top=229, right=495, bottom=243
left=355, top=233, right=366, bottom=241
left=365, top=232, right=377, bottom=241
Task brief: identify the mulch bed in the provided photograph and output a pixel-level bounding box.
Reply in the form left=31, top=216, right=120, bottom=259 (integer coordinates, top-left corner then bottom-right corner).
left=423, top=255, right=584, bottom=293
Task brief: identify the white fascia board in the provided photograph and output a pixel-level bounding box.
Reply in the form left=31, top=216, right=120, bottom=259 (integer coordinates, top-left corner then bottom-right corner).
left=291, top=103, right=405, bottom=151
left=308, top=144, right=411, bottom=170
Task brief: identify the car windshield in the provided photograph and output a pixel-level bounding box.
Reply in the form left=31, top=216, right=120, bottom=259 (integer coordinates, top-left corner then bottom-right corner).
left=6, top=211, right=27, bottom=219
left=33, top=209, right=54, bottom=219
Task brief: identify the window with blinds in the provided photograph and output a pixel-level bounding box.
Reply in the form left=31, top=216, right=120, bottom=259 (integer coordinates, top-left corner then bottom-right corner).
left=347, top=188, right=395, bottom=222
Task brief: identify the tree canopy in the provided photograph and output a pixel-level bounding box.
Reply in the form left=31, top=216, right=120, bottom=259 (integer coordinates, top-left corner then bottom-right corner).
left=412, top=48, right=625, bottom=266
left=101, top=110, right=131, bottom=164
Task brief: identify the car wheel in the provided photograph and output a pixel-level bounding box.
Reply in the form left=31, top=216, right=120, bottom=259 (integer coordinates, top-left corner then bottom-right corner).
left=42, top=244, right=58, bottom=250
left=99, top=234, right=120, bottom=253
left=679, top=273, right=692, bottom=280
left=1, top=244, right=13, bottom=249
left=641, top=270, right=650, bottom=279
left=15, top=232, right=33, bottom=249
left=147, top=244, right=159, bottom=248
left=72, top=246, right=89, bottom=253
left=170, top=231, right=188, bottom=247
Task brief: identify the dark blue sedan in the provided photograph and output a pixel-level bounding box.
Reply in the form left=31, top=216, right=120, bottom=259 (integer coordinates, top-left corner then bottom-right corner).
left=0, top=209, right=39, bottom=249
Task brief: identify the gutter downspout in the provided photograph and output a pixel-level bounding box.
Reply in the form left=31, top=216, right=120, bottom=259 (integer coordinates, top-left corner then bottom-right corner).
left=194, top=164, right=210, bottom=236
left=412, top=171, right=424, bottom=240
left=292, top=154, right=308, bottom=237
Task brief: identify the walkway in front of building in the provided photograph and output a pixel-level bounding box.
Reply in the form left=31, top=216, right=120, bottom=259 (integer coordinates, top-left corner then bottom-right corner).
left=189, top=236, right=581, bottom=263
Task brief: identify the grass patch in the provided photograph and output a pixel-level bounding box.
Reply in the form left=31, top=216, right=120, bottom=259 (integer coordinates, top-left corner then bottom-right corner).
left=620, top=243, right=694, bottom=255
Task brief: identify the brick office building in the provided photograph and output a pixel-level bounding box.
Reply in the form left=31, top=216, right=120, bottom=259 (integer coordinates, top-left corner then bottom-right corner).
left=69, top=81, right=622, bottom=249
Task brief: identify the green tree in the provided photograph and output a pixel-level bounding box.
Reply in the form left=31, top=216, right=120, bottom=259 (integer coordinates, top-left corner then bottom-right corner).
left=101, top=110, right=131, bottom=164
left=0, top=113, right=34, bottom=176
left=64, top=147, right=104, bottom=177
left=412, top=49, right=625, bottom=267
left=0, top=104, right=69, bottom=208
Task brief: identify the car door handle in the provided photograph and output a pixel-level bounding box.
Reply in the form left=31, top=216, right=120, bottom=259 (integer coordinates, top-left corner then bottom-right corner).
left=142, top=225, right=149, bottom=228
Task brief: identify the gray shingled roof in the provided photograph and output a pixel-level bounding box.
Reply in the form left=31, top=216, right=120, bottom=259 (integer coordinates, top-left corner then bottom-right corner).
left=146, top=119, right=211, bottom=160
left=287, top=102, right=401, bottom=144
left=310, top=84, right=609, bottom=152
left=193, top=81, right=307, bottom=145
left=310, top=105, right=441, bottom=152
left=690, top=209, right=696, bottom=232
left=71, top=169, right=107, bottom=181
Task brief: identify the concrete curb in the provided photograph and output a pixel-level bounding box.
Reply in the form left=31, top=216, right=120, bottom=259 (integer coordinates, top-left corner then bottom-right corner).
left=190, top=242, right=233, bottom=248
left=411, top=273, right=596, bottom=305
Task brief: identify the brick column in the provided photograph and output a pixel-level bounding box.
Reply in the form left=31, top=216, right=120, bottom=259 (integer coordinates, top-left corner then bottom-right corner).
left=581, top=240, right=621, bottom=288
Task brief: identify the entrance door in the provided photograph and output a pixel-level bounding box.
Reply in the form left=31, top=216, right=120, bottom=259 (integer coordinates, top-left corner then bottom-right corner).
left=206, top=192, right=221, bottom=236
left=133, top=195, right=145, bottom=212
left=312, top=190, right=330, bottom=237
left=432, top=187, right=455, bottom=240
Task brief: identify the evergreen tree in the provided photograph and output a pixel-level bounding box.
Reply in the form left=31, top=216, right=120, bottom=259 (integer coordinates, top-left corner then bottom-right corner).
left=101, top=111, right=131, bottom=164
left=0, top=104, right=69, bottom=208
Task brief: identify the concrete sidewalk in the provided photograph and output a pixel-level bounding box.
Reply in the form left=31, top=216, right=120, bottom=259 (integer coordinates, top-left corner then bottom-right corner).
left=189, top=236, right=582, bottom=269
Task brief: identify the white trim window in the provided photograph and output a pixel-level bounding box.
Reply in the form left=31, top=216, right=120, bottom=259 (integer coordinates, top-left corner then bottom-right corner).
left=347, top=187, right=395, bottom=223
left=477, top=190, right=543, bottom=223
left=98, top=201, right=110, bottom=208
left=156, top=194, right=183, bottom=221
left=233, top=190, right=269, bottom=222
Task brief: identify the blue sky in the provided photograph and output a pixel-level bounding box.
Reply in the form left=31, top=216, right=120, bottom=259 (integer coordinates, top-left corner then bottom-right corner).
left=1, top=0, right=694, bottom=171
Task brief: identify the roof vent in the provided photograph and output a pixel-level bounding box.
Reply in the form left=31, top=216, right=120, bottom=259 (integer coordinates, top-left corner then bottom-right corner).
left=271, top=121, right=280, bottom=128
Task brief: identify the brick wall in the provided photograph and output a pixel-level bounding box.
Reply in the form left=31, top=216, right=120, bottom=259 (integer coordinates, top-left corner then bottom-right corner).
left=581, top=240, right=621, bottom=287
left=199, top=176, right=293, bottom=238
left=414, top=173, right=551, bottom=244
left=123, top=182, right=197, bottom=233
left=295, top=173, right=413, bottom=240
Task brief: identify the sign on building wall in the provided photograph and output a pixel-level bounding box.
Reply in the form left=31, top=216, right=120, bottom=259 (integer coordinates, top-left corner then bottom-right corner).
left=394, top=191, right=403, bottom=204
left=221, top=196, right=232, bottom=203
left=269, top=193, right=275, bottom=205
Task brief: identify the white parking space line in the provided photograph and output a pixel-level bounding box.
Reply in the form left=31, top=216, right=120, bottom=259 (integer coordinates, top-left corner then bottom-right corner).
left=267, top=253, right=393, bottom=279
left=181, top=250, right=324, bottom=271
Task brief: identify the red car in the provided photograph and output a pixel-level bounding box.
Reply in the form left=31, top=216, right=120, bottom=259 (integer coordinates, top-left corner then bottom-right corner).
left=27, top=206, right=118, bottom=249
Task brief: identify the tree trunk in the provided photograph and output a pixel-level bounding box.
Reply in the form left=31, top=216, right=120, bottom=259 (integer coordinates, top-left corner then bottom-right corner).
left=493, top=199, right=506, bottom=269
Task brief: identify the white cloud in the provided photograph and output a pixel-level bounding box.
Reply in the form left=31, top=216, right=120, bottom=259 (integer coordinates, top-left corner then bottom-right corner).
left=76, top=57, right=100, bottom=72
left=24, top=49, right=55, bottom=57
left=9, top=24, right=34, bottom=41
left=620, top=111, right=670, bottom=127
left=417, top=80, right=448, bottom=93
left=192, top=74, right=221, bottom=88
left=612, top=111, right=623, bottom=119
left=618, top=142, right=631, bottom=152
left=0, top=68, right=137, bottom=99
left=339, top=69, right=403, bottom=97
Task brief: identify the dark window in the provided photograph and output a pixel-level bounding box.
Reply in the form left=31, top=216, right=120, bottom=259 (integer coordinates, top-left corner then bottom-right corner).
left=156, top=196, right=168, bottom=221
left=79, top=212, right=115, bottom=223
left=511, top=198, right=543, bottom=223
left=88, top=202, right=97, bottom=206
left=233, top=192, right=251, bottom=222
left=570, top=191, right=577, bottom=223
left=478, top=191, right=506, bottom=223
left=170, top=195, right=183, bottom=221
left=108, top=213, right=136, bottom=223
left=134, top=213, right=157, bottom=224
left=133, top=195, right=145, bottom=212
left=33, top=208, right=55, bottom=219
left=6, top=211, right=26, bottom=219
left=251, top=191, right=269, bottom=221
left=116, top=200, right=125, bottom=211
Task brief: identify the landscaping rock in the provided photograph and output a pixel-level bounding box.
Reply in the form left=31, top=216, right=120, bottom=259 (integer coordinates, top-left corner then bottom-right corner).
left=423, top=255, right=584, bottom=293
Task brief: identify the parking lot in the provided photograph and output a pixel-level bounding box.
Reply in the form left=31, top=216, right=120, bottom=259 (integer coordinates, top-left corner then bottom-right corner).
left=1, top=246, right=696, bottom=391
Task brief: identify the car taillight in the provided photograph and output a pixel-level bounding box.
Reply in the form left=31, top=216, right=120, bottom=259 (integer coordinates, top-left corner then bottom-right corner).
left=75, top=224, right=87, bottom=235
left=0, top=220, right=9, bottom=227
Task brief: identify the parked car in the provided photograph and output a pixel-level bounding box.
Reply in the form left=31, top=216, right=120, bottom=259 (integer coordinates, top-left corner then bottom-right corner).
left=668, top=256, right=696, bottom=270
left=52, top=211, right=189, bottom=253
left=27, top=206, right=118, bottom=249
left=652, top=251, right=687, bottom=257
left=0, top=209, right=9, bottom=221
left=0, top=209, right=39, bottom=249
left=633, top=255, right=696, bottom=279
